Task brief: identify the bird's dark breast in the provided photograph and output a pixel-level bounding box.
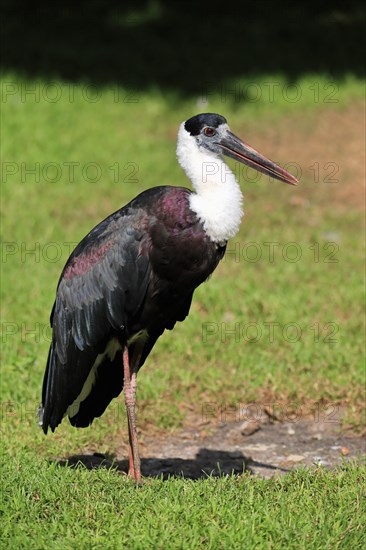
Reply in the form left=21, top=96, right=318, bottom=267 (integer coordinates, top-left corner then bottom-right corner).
left=149, top=220, right=222, bottom=285
left=150, top=189, right=224, bottom=284
left=134, top=187, right=226, bottom=333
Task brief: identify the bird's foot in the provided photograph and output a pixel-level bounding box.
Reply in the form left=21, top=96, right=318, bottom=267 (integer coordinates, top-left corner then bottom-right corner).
left=128, top=467, right=142, bottom=485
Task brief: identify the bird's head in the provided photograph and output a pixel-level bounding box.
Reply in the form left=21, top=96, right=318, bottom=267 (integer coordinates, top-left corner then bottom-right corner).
left=177, top=113, right=298, bottom=186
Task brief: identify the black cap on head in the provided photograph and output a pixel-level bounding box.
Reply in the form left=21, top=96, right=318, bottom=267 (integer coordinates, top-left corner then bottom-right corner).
left=184, top=113, right=227, bottom=136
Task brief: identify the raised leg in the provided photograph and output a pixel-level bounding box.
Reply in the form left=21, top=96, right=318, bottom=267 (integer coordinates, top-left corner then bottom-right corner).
left=123, top=347, right=142, bottom=484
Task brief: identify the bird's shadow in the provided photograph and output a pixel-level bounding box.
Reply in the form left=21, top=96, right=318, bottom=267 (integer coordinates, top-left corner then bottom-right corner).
left=56, top=448, right=289, bottom=480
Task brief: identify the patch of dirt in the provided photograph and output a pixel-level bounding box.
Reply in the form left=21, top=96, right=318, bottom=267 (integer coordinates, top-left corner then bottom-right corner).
left=59, top=409, right=365, bottom=479
left=246, top=100, right=366, bottom=212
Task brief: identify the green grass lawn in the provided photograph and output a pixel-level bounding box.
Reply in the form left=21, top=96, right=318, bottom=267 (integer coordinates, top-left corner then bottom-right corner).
left=1, top=451, right=365, bottom=550
left=1, top=74, right=365, bottom=548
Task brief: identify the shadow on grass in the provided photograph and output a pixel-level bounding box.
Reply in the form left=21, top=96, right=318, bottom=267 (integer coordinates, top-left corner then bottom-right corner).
left=2, top=1, right=365, bottom=95
left=56, top=448, right=289, bottom=480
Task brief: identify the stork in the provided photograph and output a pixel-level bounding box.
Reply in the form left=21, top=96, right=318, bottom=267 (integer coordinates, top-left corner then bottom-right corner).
left=39, top=113, right=298, bottom=483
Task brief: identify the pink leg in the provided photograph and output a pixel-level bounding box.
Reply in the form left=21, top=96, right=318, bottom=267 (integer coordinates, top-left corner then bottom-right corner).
left=123, top=347, right=142, bottom=484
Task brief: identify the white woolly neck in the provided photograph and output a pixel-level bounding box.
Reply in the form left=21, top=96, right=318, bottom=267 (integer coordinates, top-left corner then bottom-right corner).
left=176, top=122, right=244, bottom=243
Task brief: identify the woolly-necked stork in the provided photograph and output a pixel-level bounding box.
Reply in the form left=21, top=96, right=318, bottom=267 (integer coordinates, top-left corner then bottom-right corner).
left=39, top=113, right=298, bottom=483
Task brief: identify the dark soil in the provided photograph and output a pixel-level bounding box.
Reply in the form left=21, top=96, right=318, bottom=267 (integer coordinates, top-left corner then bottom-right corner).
left=59, top=408, right=365, bottom=480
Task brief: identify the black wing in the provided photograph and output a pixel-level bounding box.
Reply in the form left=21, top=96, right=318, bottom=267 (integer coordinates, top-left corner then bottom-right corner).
left=40, top=198, right=153, bottom=433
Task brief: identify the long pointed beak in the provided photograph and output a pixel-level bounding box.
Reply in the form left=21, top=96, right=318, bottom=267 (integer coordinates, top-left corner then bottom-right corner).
left=220, top=131, right=299, bottom=185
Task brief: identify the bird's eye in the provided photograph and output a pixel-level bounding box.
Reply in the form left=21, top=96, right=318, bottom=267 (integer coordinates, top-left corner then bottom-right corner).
left=204, top=127, right=216, bottom=137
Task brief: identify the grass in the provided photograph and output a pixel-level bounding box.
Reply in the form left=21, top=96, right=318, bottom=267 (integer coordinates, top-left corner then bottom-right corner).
left=1, top=448, right=365, bottom=549
left=1, top=73, right=365, bottom=548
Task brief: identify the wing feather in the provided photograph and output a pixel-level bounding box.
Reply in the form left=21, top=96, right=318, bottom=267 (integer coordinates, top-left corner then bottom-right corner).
left=41, top=207, right=152, bottom=432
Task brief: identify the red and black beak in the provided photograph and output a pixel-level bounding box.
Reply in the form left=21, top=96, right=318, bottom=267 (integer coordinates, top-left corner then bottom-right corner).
left=220, top=131, right=299, bottom=185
